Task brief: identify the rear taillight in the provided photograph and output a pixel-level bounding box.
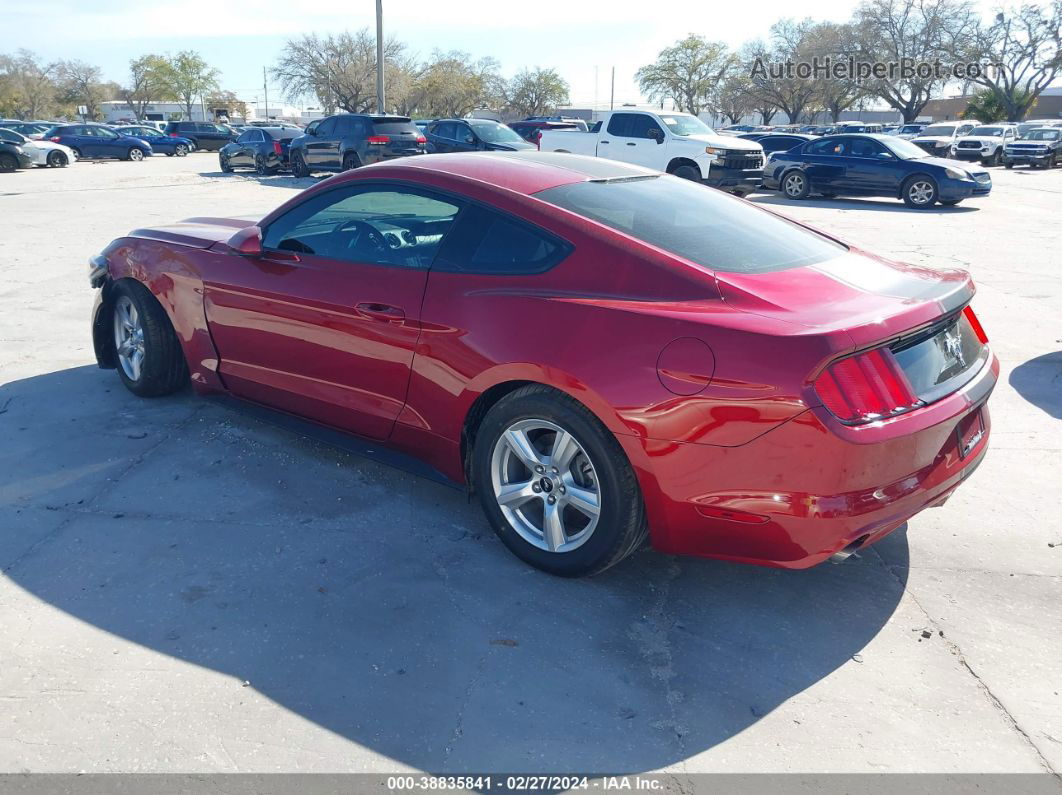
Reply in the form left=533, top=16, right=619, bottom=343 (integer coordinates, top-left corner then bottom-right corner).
left=415, top=135, right=427, bottom=144
left=169, top=132, right=180, bottom=137
left=815, top=347, right=919, bottom=425
left=273, top=140, right=283, bottom=156
left=50, top=136, right=61, bottom=143
left=367, top=135, right=390, bottom=145
left=963, top=305, right=988, bottom=343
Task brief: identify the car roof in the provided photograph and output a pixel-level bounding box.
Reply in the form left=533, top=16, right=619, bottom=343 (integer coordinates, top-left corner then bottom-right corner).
left=359, top=151, right=657, bottom=195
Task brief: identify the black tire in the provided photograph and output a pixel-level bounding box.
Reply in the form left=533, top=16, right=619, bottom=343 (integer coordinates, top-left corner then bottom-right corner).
left=70, top=147, right=82, bottom=160
left=1052, top=154, right=1059, bottom=169
left=1004, top=161, right=1014, bottom=169
left=940, top=199, right=963, bottom=206
left=127, top=147, right=145, bottom=162
left=669, top=164, right=700, bottom=182
left=0, top=153, right=17, bottom=172
left=254, top=155, right=276, bottom=176
left=219, top=154, right=233, bottom=173
left=472, top=385, right=648, bottom=577
left=291, top=151, right=310, bottom=178
left=46, top=150, right=68, bottom=168
left=110, top=280, right=189, bottom=397
left=902, top=175, right=938, bottom=208
left=992, top=149, right=1002, bottom=166
left=174, top=144, right=188, bottom=157
left=820, top=192, right=837, bottom=199
left=186, top=138, right=199, bottom=151
left=341, top=152, right=360, bottom=172
left=165, top=153, right=174, bottom=157
left=781, top=170, right=810, bottom=200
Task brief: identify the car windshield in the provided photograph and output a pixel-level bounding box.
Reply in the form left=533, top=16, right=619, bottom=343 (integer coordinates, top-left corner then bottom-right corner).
left=880, top=137, right=929, bottom=160
left=899, top=125, right=922, bottom=133
left=471, top=121, right=525, bottom=144
left=535, top=174, right=846, bottom=274
left=658, top=115, right=714, bottom=136
left=1023, top=129, right=1060, bottom=141
left=922, top=125, right=956, bottom=136
left=970, top=126, right=1004, bottom=136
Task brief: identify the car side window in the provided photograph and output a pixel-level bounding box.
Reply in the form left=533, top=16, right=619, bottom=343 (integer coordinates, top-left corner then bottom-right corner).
left=0, top=129, right=17, bottom=143
left=625, top=114, right=660, bottom=140
left=457, top=123, right=475, bottom=143
left=807, top=138, right=847, bottom=156
left=849, top=138, right=887, bottom=158
left=236, top=131, right=252, bottom=143
left=317, top=118, right=337, bottom=137
left=434, top=204, right=569, bottom=275
left=606, top=113, right=635, bottom=137
left=262, top=185, right=462, bottom=269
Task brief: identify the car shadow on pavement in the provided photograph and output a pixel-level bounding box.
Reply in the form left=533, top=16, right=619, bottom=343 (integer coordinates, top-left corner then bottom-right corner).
left=199, top=170, right=319, bottom=190
left=1009, top=351, right=1062, bottom=420
left=0, top=365, right=909, bottom=773
left=750, top=194, right=980, bottom=213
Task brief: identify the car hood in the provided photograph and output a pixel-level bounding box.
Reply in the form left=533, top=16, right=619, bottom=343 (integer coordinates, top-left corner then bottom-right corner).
left=957, top=136, right=1001, bottom=145
left=485, top=141, right=537, bottom=151
left=715, top=249, right=975, bottom=349
left=23, top=140, right=73, bottom=155
left=908, top=155, right=986, bottom=172
left=128, top=217, right=259, bottom=249
left=912, top=136, right=954, bottom=145
left=682, top=133, right=762, bottom=151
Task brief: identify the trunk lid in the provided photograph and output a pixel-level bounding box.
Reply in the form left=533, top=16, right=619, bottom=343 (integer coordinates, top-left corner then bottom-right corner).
left=716, top=250, right=976, bottom=348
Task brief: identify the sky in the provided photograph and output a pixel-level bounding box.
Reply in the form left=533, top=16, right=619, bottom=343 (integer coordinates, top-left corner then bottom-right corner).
left=3, top=0, right=1057, bottom=112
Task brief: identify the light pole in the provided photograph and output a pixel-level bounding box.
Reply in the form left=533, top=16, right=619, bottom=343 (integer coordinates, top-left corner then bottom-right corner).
left=376, top=0, right=385, bottom=113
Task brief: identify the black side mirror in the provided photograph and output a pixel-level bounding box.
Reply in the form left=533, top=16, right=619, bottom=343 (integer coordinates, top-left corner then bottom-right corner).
left=649, top=128, right=664, bottom=144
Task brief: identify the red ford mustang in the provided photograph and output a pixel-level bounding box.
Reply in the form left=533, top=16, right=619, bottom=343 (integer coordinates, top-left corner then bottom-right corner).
left=88, top=152, right=996, bottom=576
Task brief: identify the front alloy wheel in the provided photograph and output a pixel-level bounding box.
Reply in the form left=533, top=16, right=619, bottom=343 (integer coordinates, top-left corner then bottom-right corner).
left=174, top=144, right=188, bottom=157
left=113, top=295, right=146, bottom=383
left=904, top=177, right=937, bottom=208
left=128, top=148, right=145, bottom=162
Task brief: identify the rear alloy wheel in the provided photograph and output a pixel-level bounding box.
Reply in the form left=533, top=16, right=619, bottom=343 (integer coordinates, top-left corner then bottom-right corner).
left=341, top=152, right=359, bottom=172
left=174, top=144, right=188, bottom=157
left=71, top=147, right=82, bottom=160
left=255, top=155, right=270, bottom=176
left=127, top=147, right=145, bottom=162
left=903, top=176, right=938, bottom=208
left=782, top=171, right=809, bottom=200
left=111, top=281, right=188, bottom=397
left=0, top=152, right=17, bottom=172
left=473, top=385, right=648, bottom=577
left=46, top=150, right=67, bottom=168
left=219, top=154, right=233, bottom=173
left=292, top=151, right=310, bottom=178
left=992, top=149, right=1002, bottom=166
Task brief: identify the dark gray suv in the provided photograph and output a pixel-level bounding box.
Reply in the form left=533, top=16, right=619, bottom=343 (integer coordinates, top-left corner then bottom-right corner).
left=162, top=121, right=236, bottom=151
left=289, top=114, right=426, bottom=176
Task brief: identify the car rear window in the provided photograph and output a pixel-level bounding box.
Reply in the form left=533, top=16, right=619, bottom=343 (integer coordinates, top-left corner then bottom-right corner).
left=534, top=175, right=846, bottom=274
left=267, top=128, right=302, bottom=140
left=371, top=119, right=419, bottom=135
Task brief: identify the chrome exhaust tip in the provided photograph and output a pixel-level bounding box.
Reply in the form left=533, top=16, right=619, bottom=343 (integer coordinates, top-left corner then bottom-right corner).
left=829, top=537, right=868, bottom=564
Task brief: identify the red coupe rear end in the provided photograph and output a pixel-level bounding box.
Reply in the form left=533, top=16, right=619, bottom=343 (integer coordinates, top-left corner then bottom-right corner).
left=90, top=152, right=996, bottom=575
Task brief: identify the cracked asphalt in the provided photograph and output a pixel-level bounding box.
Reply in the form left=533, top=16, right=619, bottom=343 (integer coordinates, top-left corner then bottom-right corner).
left=0, top=154, right=1060, bottom=774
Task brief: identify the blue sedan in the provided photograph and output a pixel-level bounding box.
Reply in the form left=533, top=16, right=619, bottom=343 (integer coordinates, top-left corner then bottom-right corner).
left=763, top=133, right=992, bottom=208
left=43, top=123, right=154, bottom=161
left=114, top=125, right=194, bottom=157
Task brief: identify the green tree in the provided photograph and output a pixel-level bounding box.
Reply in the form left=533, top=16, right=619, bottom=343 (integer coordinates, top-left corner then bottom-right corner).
left=121, top=55, right=173, bottom=121
left=962, top=88, right=1020, bottom=121
left=160, top=51, right=220, bottom=120
left=960, top=2, right=1062, bottom=121
left=55, top=60, right=111, bottom=120
left=504, top=67, right=569, bottom=118
left=0, top=50, right=58, bottom=119
left=636, top=35, right=733, bottom=115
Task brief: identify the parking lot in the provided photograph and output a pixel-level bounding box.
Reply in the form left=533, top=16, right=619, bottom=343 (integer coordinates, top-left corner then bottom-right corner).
left=1, top=153, right=1060, bottom=774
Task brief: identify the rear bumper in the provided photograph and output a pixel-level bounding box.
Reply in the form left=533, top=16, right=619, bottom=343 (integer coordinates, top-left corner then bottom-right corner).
left=619, top=352, right=998, bottom=568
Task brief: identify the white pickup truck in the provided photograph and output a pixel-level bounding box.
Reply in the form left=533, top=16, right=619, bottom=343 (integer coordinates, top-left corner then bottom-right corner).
left=537, top=109, right=765, bottom=194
